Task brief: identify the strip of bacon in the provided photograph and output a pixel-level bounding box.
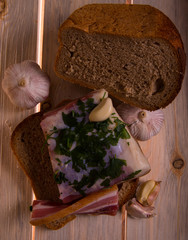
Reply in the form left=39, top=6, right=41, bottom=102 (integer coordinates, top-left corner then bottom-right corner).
left=30, top=185, right=118, bottom=226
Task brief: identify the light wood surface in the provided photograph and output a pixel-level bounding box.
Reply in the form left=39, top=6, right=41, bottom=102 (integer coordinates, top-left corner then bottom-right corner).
left=0, top=1, right=38, bottom=240
left=0, top=0, right=187, bottom=240
left=128, top=1, right=188, bottom=240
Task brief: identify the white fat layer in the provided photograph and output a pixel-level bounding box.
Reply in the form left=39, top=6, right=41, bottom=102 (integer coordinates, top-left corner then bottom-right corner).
left=112, top=109, right=150, bottom=177
left=75, top=202, right=117, bottom=214
left=33, top=203, right=57, bottom=211
left=40, top=90, right=150, bottom=200
left=32, top=189, right=117, bottom=220
left=76, top=191, right=116, bottom=211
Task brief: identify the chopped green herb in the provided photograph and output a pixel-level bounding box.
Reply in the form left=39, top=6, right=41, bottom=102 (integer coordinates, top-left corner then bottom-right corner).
left=55, top=158, right=61, bottom=163
left=77, top=99, right=86, bottom=112
left=54, top=171, right=68, bottom=184
left=99, top=156, right=127, bottom=181
left=124, top=170, right=141, bottom=180
left=56, top=158, right=62, bottom=166
left=101, top=91, right=107, bottom=100
left=51, top=126, right=57, bottom=131
left=41, top=127, right=58, bottom=154
left=62, top=112, right=78, bottom=127
left=85, top=98, right=96, bottom=111
left=101, top=178, right=110, bottom=187
left=46, top=97, right=132, bottom=194
left=65, top=159, right=71, bottom=164
left=114, top=118, right=130, bottom=139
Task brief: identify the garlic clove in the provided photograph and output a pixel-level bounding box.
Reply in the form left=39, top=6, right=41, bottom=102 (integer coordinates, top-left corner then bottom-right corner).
left=136, top=180, right=161, bottom=206
left=126, top=198, right=156, bottom=218
left=146, top=181, right=161, bottom=206
left=2, top=60, right=50, bottom=109
left=116, top=103, right=164, bottom=141
left=89, top=97, right=113, bottom=122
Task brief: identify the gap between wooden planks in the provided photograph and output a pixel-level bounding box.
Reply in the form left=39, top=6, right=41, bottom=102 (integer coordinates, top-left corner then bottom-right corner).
left=33, top=1, right=133, bottom=240
left=32, top=0, right=45, bottom=239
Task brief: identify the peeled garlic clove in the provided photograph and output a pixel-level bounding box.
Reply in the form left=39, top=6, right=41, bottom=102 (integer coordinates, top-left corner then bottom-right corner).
left=116, top=103, right=164, bottom=141
left=2, top=60, right=50, bottom=109
left=89, top=97, right=113, bottom=122
left=126, top=198, right=156, bottom=218
left=136, top=180, right=161, bottom=206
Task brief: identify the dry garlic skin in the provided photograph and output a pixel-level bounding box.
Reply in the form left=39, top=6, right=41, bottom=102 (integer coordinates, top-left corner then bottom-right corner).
left=126, top=198, right=156, bottom=218
left=2, top=60, right=50, bottom=109
left=116, top=103, right=164, bottom=141
left=136, top=180, right=161, bottom=206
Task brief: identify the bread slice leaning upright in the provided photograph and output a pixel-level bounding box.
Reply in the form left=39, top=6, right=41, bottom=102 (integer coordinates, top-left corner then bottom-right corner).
left=55, top=4, right=186, bottom=111
left=11, top=110, right=76, bottom=230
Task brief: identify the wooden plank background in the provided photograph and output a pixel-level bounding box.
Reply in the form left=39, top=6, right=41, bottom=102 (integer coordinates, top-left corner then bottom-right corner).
left=0, top=0, right=187, bottom=240
left=128, top=1, right=188, bottom=240
left=0, top=1, right=38, bottom=240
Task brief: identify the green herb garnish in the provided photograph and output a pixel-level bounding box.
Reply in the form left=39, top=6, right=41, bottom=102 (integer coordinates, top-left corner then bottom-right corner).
left=100, top=91, right=107, bottom=101
left=101, top=178, right=111, bottom=187
left=54, top=171, right=68, bottom=184
left=41, top=127, right=59, bottom=154
left=124, top=170, right=141, bottom=180
left=46, top=97, right=132, bottom=195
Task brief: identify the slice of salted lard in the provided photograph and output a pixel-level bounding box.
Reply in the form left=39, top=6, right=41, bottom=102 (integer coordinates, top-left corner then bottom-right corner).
left=40, top=89, right=150, bottom=203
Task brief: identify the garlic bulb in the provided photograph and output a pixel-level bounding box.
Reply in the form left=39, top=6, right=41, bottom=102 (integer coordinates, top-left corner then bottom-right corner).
left=116, top=103, right=164, bottom=141
left=2, top=60, right=50, bottom=109
left=126, top=198, right=156, bottom=218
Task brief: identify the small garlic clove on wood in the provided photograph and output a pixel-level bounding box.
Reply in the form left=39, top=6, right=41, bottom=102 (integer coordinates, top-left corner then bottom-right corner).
left=2, top=60, right=50, bottom=109
left=136, top=180, right=161, bottom=206
left=116, top=103, right=164, bottom=141
left=146, top=181, right=161, bottom=206
left=126, top=198, right=156, bottom=218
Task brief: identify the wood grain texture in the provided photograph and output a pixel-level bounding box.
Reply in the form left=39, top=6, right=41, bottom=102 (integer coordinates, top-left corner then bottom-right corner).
left=0, top=0, right=38, bottom=239
left=127, top=1, right=188, bottom=240
left=35, top=0, right=126, bottom=240
left=1, top=0, right=187, bottom=240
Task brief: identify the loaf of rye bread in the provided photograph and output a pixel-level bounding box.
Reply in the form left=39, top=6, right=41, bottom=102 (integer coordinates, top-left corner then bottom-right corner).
left=55, top=4, right=186, bottom=111
left=11, top=100, right=138, bottom=230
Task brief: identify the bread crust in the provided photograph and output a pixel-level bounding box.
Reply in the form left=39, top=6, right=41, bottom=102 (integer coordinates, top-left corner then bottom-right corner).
left=11, top=112, right=60, bottom=201
left=55, top=4, right=186, bottom=110
left=11, top=100, right=76, bottom=230
left=118, top=179, right=139, bottom=208
left=30, top=185, right=118, bottom=226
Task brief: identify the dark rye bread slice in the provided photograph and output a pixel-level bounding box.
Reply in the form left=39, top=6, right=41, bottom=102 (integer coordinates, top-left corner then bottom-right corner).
left=11, top=100, right=138, bottom=229
left=55, top=4, right=186, bottom=111
left=11, top=111, right=77, bottom=230
left=118, top=179, right=139, bottom=208
left=11, top=112, right=60, bottom=202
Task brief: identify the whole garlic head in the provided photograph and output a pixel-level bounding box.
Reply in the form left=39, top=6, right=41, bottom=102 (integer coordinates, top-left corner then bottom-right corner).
left=2, top=60, right=50, bottom=109
left=116, top=103, right=164, bottom=141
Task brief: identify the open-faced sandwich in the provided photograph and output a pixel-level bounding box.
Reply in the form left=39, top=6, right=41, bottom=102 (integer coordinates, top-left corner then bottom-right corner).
left=9, top=3, right=185, bottom=230
left=11, top=89, right=150, bottom=229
